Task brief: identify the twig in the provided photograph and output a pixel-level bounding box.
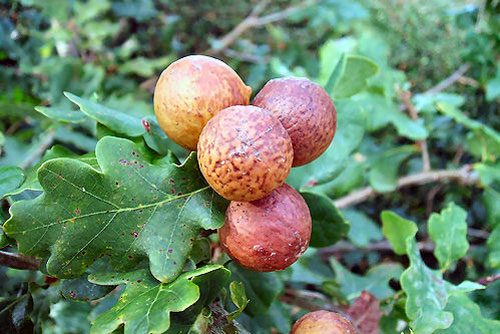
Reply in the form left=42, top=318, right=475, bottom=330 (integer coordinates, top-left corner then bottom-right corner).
left=467, top=228, right=490, bottom=239
left=333, top=165, right=479, bottom=209
left=207, top=303, right=251, bottom=333
left=478, top=274, right=500, bottom=286
left=319, top=235, right=484, bottom=258
left=0, top=251, right=40, bottom=270
left=399, top=63, right=472, bottom=112
left=140, top=76, right=158, bottom=93
left=318, top=240, right=436, bottom=256
left=20, top=130, right=55, bottom=170
left=207, top=0, right=318, bottom=54
left=456, top=76, right=479, bottom=88
left=426, top=184, right=443, bottom=216
left=223, top=48, right=269, bottom=64
left=424, top=63, right=471, bottom=95
left=396, top=86, right=431, bottom=172
left=280, top=287, right=342, bottom=313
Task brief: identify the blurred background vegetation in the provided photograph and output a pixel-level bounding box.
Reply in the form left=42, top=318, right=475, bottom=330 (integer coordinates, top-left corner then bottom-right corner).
left=1, top=0, right=499, bottom=333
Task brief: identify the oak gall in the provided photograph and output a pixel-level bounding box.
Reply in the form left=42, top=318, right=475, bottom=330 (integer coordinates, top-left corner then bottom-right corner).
left=253, top=77, right=336, bottom=166
left=197, top=105, right=293, bottom=202
left=154, top=55, right=252, bottom=150
left=218, top=184, right=311, bottom=271
left=291, top=311, right=356, bottom=334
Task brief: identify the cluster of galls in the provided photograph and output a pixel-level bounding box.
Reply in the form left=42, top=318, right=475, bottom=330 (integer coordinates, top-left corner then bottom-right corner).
left=154, top=56, right=353, bottom=334
left=154, top=55, right=336, bottom=273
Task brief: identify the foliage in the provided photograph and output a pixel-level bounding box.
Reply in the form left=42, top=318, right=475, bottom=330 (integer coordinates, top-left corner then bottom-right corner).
left=1, top=0, right=500, bottom=333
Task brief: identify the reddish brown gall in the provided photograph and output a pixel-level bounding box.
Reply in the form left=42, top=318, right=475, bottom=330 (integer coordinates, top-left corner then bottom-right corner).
left=253, top=77, right=337, bottom=166
left=154, top=55, right=252, bottom=150
left=197, top=105, right=293, bottom=202
left=290, top=311, right=357, bottom=334
left=218, top=184, right=311, bottom=271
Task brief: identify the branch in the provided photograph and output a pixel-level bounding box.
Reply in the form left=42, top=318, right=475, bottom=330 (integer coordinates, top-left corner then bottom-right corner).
left=222, top=48, right=269, bottom=64
left=399, top=63, right=472, bottom=112
left=396, top=86, right=431, bottom=172
left=20, top=130, right=55, bottom=170
left=318, top=240, right=436, bottom=256
left=334, top=165, right=479, bottom=209
left=478, top=274, right=500, bottom=286
left=207, top=303, right=251, bottom=334
left=319, top=234, right=484, bottom=258
left=425, top=63, right=471, bottom=95
left=207, top=0, right=318, bottom=54
left=0, top=251, right=40, bottom=270
left=280, top=287, right=342, bottom=313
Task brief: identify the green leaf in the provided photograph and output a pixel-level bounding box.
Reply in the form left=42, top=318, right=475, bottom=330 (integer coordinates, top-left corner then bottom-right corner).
left=48, top=300, right=92, bottom=333
left=89, top=265, right=229, bottom=334
left=54, top=125, right=98, bottom=152
left=369, top=145, right=417, bottom=192
left=63, top=93, right=176, bottom=155
left=74, top=0, right=111, bottom=24
left=64, top=92, right=149, bottom=137
left=61, top=260, right=117, bottom=301
left=301, top=191, right=349, bottom=247
left=4, top=136, right=227, bottom=282
left=318, top=38, right=357, bottom=85
left=413, top=93, right=465, bottom=113
left=5, top=145, right=83, bottom=197
left=119, top=56, right=174, bottom=77
left=0, top=228, right=9, bottom=248
left=428, top=203, right=469, bottom=271
left=0, top=293, right=34, bottom=333
left=330, top=258, right=403, bottom=301
left=381, top=211, right=418, bottom=255
left=354, top=93, right=428, bottom=140
left=164, top=265, right=230, bottom=334
left=343, top=209, right=383, bottom=247
left=435, top=293, right=500, bottom=334
left=0, top=166, right=24, bottom=198
left=227, top=281, right=249, bottom=322
left=402, top=238, right=453, bottom=334
left=35, top=106, right=87, bottom=123
left=324, top=53, right=346, bottom=94
left=227, top=262, right=283, bottom=317
left=487, top=227, right=500, bottom=268
left=111, top=0, right=156, bottom=21
left=486, top=68, right=500, bottom=102
left=287, top=101, right=365, bottom=188
left=483, top=187, right=500, bottom=229
left=437, top=102, right=500, bottom=160
left=61, top=275, right=115, bottom=302
left=289, top=248, right=334, bottom=285
left=238, top=300, right=292, bottom=334
left=332, top=55, right=379, bottom=99
left=305, top=158, right=364, bottom=197
left=475, top=163, right=500, bottom=187
left=189, top=238, right=212, bottom=265
left=20, top=0, right=69, bottom=22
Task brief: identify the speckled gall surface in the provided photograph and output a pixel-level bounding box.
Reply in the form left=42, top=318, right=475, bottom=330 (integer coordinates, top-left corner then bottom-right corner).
left=252, top=76, right=337, bottom=167
left=218, top=184, right=311, bottom=272
left=154, top=55, right=252, bottom=150
left=197, top=105, right=293, bottom=202
left=291, top=311, right=357, bottom=334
